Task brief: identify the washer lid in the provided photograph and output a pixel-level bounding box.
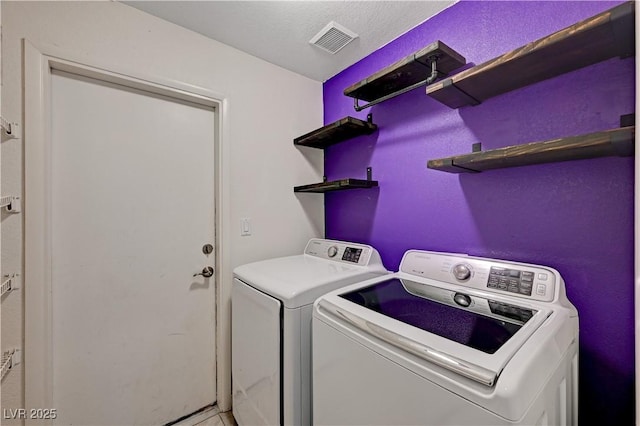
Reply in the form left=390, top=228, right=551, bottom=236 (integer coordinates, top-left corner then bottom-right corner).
left=316, top=275, right=553, bottom=387
left=234, top=254, right=386, bottom=308
left=341, top=278, right=535, bottom=356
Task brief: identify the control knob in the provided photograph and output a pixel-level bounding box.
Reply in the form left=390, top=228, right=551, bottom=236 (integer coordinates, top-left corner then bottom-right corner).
left=327, top=246, right=339, bottom=258
left=452, top=263, right=472, bottom=281
left=454, top=293, right=472, bottom=307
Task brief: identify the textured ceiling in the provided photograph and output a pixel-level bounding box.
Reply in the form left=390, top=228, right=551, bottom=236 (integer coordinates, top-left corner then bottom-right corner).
left=123, top=1, right=456, bottom=82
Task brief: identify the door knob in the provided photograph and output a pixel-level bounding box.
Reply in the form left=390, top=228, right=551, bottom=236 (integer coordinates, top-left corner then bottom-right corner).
left=193, top=266, right=214, bottom=278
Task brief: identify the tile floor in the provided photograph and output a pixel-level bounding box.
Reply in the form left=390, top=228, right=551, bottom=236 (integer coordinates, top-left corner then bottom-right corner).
left=195, top=410, right=236, bottom=426
left=173, top=405, right=237, bottom=426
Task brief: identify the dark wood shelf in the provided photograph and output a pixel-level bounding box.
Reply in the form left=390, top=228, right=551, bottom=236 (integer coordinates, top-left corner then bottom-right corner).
left=426, top=2, right=635, bottom=108
left=344, top=40, right=466, bottom=105
left=294, top=116, right=377, bottom=149
left=294, top=178, right=379, bottom=193
left=427, top=126, right=635, bottom=173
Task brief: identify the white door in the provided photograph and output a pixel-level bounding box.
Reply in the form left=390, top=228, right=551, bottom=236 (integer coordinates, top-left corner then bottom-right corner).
left=50, top=70, right=216, bottom=425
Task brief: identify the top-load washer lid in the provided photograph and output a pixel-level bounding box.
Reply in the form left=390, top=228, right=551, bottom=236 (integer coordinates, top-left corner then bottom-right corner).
left=340, top=278, right=536, bottom=355
left=314, top=250, right=578, bottom=387
left=233, top=239, right=387, bottom=309
left=318, top=276, right=550, bottom=387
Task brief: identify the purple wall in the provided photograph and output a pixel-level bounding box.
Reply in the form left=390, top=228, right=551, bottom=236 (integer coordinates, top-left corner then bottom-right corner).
left=323, top=1, right=635, bottom=423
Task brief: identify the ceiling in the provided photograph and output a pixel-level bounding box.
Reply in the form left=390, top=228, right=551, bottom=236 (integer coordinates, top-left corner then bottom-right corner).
left=123, top=1, right=456, bottom=82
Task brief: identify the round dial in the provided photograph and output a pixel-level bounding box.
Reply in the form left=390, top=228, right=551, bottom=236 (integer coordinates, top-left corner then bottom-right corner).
left=327, top=246, right=339, bottom=258
left=453, top=293, right=472, bottom=307
left=452, top=263, right=472, bottom=281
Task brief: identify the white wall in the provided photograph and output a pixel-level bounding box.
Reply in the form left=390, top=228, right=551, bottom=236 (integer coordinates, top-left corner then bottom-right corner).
left=1, top=1, right=324, bottom=420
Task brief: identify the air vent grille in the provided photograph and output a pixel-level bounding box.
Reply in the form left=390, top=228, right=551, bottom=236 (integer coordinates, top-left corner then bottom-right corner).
left=310, top=21, right=358, bottom=54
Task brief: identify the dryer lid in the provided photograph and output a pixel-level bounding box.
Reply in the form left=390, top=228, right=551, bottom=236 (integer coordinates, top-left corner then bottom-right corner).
left=234, top=254, right=387, bottom=308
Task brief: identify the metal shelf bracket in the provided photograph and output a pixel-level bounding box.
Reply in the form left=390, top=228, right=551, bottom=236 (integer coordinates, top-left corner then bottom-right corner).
left=1, top=274, right=20, bottom=298
left=353, top=59, right=440, bottom=112
left=0, top=196, right=21, bottom=213
left=0, top=116, right=19, bottom=140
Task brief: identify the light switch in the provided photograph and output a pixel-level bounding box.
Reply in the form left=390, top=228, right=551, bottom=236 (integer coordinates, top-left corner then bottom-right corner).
left=240, top=218, right=251, bottom=236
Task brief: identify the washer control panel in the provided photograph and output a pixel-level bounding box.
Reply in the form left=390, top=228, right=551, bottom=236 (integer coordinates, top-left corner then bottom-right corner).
left=304, top=239, right=375, bottom=266
left=400, top=250, right=558, bottom=302
left=488, top=267, right=534, bottom=296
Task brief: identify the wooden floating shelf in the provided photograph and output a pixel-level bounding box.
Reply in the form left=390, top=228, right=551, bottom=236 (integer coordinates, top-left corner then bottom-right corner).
left=344, top=40, right=466, bottom=106
left=426, top=2, right=635, bottom=108
left=294, top=178, right=379, bottom=193
left=294, top=116, right=377, bottom=149
left=427, top=126, right=635, bottom=173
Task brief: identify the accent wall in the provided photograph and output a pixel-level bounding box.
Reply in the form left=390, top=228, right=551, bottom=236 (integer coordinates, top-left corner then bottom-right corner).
left=323, top=1, right=634, bottom=423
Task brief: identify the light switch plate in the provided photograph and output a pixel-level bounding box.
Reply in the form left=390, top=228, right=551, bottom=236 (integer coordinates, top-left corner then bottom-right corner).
left=240, top=218, right=251, bottom=236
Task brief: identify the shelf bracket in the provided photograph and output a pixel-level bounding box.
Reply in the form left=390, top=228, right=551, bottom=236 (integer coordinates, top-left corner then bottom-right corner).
left=0, top=196, right=21, bottom=213
left=443, top=159, right=480, bottom=173
left=1, top=348, right=21, bottom=381
left=0, top=116, right=19, bottom=140
left=1, top=274, right=20, bottom=298
left=621, top=113, right=635, bottom=128
left=353, top=59, right=441, bottom=112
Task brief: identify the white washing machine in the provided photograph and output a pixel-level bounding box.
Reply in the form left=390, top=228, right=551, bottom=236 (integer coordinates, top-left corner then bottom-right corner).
left=232, top=238, right=388, bottom=426
left=313, top=250, right=579, bottom=425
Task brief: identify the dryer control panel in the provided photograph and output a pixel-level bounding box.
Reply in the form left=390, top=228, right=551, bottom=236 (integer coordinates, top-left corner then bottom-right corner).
left=399, top=251, right=558, bottom=302
left=304, top=239, right=378, bottom=266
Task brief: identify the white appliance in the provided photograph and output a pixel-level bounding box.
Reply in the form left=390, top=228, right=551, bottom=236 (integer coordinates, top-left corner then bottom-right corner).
left=232, top=238, right=388, bottom=426
left=313, top=250, right=579, bottom=425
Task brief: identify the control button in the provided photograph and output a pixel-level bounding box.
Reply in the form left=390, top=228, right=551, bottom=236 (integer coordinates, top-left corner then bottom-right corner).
left=487, top=276, right=499, bottom=288
left=538, top=273, right=548, bottom=281
left=536, top=284, right=546, bottom=295
left=452, top=264, right=471, bottom=281
left=491, top=267, right=506, bottom=276
left=453, top=293, right=472, bottom=307
left=327, top=246, right=338, bottom=258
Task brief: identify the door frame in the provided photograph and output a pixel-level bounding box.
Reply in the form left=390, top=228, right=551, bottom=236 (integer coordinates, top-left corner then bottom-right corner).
left=23, top=39, right=233, bottom=418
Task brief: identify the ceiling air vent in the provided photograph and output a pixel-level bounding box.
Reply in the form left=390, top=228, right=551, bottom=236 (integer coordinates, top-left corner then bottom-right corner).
left=309, top=21, right=358, bottom=54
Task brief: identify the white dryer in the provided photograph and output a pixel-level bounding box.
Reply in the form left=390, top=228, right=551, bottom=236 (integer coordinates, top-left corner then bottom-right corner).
left=232, top=239, right=388, bottom=426
left=313, top=250, right=579, bottom=425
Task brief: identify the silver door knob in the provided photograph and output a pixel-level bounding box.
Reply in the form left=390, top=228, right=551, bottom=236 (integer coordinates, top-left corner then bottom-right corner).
left=194, top=266, right=214, bottom=278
